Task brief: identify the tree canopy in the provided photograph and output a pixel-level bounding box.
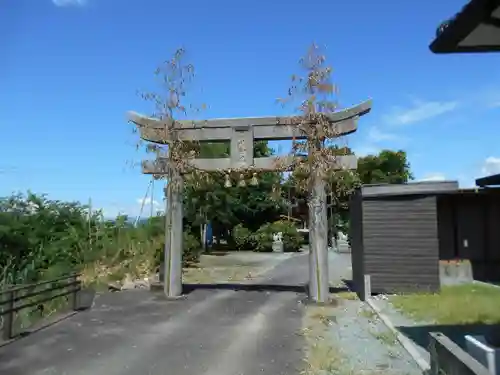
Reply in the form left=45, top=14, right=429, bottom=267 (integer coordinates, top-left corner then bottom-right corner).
left=183, top=141, right=284, bottom=240
left=357, top=150, right=413, bottom=185
left=182, top=144, right=413, bottom=243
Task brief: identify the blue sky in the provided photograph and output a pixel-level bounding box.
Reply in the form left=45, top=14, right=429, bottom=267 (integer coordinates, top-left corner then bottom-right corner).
left=1, top=0, right=500, bottom=218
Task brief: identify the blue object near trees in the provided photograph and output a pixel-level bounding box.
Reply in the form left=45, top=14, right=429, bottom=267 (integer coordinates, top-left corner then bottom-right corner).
left=205, top=222, right=213, bottom=247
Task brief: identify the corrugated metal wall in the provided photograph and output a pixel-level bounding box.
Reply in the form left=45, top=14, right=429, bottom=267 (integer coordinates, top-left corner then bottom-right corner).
left=350, top=183, right=500, bottom=296
left=362, top=195, right=440, bottom=294
left=349, top=191, right=364, bottom=298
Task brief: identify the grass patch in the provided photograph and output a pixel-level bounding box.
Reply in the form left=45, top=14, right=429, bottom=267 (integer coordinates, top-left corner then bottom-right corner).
left=182, top=265, right=263, bottom=283
left=336, top=291, right=358, bottom=301
left=9, top=295, right=69, bottom=334
left=182, top=253, right=272, bottom=284
left=309, top=307, right=337, bottom=326
left=372, top=330, right=397, bottom=346
left=391, top=283, right=500, bottom=325
left=302, top=305, right=344, bottom=375
left=359, top=308, right=376, bottom=320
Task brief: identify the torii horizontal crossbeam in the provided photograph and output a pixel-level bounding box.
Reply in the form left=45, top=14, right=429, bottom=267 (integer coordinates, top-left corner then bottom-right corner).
left=142, top=154, right=358, bottom=173
left=128, top=100, right=372, bottom=143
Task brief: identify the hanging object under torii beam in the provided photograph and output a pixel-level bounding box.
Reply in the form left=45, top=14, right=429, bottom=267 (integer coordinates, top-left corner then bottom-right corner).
left=128, top=100, right=371, bottom=173
left=430, top=0, right=500, bottom=53
left=128, top=99, right=372, bottom=303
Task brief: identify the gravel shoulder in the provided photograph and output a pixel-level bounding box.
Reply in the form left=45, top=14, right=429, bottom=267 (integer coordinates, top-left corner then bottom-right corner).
left=301, top=252, right=423, bottom=375
left=302, top=296, right=422, bottom=375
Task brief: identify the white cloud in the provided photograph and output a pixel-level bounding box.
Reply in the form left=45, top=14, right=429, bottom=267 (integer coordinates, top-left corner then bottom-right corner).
left=352, top=145, right=380, bottom=157
left=473, top=88, right=500, bottom=109
left=353, top=126, right=402, bottom=158
left=52, top=0, right=86, bottom=6
left=457, top=173, right=475, bottom=188
left=481, top=156, right=500, bottom=176
left=100, top=205, right=126, bottom=219
left=136, top=197, right=161, bottom=207
left=418, top=173, right=446, bottom=182
left=383, top=100, right=459, bottom=126
left=98, top=197, right=164, bottom=220
left=367, top=126, right=401, bottom=142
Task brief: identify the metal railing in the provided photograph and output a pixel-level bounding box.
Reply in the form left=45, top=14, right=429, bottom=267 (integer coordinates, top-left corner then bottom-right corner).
left=0, top=273, right=82, bottom=340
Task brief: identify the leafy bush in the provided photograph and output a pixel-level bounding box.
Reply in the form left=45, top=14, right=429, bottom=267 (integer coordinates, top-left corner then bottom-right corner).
left=254, top=223, right=274, bottom=252
left=183, top=232, right=202, bottom=266
left=254, top=220, right=302, bottom=253
left=154, top=231, right=202, bottom=269
left=275, top=221, right=303, bottom=252
left=232, top=224, right=256, bottom=250
left=0, top=193, right=202, bottom=290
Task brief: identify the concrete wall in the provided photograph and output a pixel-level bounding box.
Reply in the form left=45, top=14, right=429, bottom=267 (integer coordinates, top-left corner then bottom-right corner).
left=437, top=191, right=500, bottom=283
left=429, top=332, right=490, bottom=375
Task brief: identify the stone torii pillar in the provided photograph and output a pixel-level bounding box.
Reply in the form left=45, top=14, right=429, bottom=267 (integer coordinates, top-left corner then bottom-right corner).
left=162, top=166, right=184, bottom=298
left=127, top=99, right=371, bottom=303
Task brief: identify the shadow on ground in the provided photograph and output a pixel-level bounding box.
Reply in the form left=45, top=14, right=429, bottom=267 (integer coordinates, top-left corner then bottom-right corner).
left=397, top=323, right=500, bottom=350
left=178, top=283, right=350, bottom=294
left=342, top=279, right=361, bottom=293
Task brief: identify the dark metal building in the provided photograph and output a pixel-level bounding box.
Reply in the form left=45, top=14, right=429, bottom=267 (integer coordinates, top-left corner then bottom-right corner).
left=476, top=173, right=500, bottom=186
left=429, top=0, right=500, bottom=53
left=438, top=187, right=500, bottom=282
left=350, top=181, right=459, bottom=300
left=350, top=180, right=500, bottom=299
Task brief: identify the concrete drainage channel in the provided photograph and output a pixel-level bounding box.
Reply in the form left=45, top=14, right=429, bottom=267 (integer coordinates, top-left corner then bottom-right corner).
left=364, top=298, right=431, bottom=373
left=365, top=295, right=496, bottom=375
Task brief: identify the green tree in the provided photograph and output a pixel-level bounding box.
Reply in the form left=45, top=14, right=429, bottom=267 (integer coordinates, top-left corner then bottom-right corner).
left=0, top=193, right=103, bottom=284
left=183, top=141, right=285, bottom=243
left=283, top=147, right=413, bottom=238
left=357, top=149, right=413, bottom=185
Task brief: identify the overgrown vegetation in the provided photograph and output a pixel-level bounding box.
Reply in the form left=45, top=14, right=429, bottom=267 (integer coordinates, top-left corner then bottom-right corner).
left=391, top=283, right=500, bottom=325
left=0, top=193, right=199, bottom=290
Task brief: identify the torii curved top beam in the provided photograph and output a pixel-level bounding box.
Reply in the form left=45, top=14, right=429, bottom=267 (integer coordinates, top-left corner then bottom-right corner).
left=127, top=99, right=372, bottom=143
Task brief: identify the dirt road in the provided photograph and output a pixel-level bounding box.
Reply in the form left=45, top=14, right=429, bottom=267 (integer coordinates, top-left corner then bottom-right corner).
left=1, top=253, right=316, bottom=375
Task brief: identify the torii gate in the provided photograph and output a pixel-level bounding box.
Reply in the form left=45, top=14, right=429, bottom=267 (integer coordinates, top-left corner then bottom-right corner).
left=128, top=99, right=372, bottom=303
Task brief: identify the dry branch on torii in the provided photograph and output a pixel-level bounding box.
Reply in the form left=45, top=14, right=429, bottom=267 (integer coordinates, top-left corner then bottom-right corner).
left=127, top=99, right=372, bottom=303
left=128, top=100, right=371, bottom=174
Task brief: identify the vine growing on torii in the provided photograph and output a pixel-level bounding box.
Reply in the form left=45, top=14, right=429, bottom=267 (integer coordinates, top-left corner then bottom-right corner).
left=276, top=43, right=359, bottom=197
left=133, top=43, right=363, bottom=199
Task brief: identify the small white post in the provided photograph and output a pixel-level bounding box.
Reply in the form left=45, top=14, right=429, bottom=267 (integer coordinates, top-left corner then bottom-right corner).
left=363, top=274, right=372, bottom=301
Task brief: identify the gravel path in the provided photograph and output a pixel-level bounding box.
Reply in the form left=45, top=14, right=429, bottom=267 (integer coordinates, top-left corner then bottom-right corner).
left=371, top=297, right=432, bottom=364
left=325, top=299, right=423, bottom=374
